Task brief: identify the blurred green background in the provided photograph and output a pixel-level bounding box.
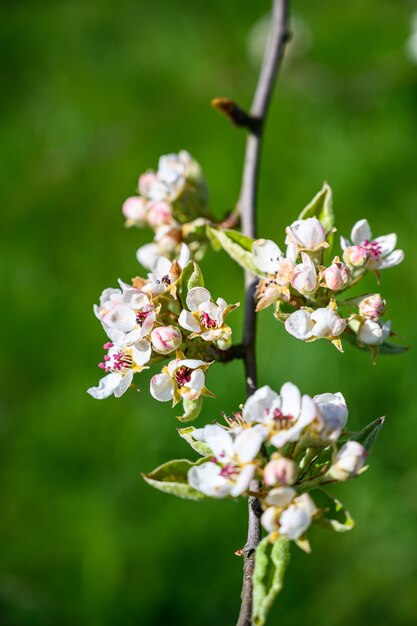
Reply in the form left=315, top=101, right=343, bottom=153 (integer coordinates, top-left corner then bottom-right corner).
left=2, top=0, right=417, bottom=624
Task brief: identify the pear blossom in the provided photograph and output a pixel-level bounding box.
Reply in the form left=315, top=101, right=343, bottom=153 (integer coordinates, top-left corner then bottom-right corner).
left=329, top=441, right=368, bottom=481
left=88, top=340, right=151, bottom=400
left=313, top=392, right=348, bottom=441
left=150, top=326, right=182, bottom=355
left=264, top=457, right=297, bottom=486
left=341, top=219, right=404, bottom=270
left=358, top=319, right=391, bottom=346
left=285, top=304, right=346, bottom=347
left=142, top=243, right=190, bottom=296
left=322, top=257, right=350, bottom=291
left=122, top=196, right=148, bottom=226
left=150, top=355, right=212, bottom=404
left=188, top=424, right=263, bottom=498
left=178, top=287, right=238, bottom=349
left=261, top=489, right=317, bottom=540
left=342, top=245, right=369, bottom=268
left=242, top=383, right=318, bottom=449
left=291, top=252, right=318, bottom=295
left=252, top=239, right=295, bottom=310
left=358, top=294, right=386, bottom=320
left=285, top=217, right=328, bottom=261
left=94, top=284, right=157, bottom=345
left=136, top=224, right=183, bottom=271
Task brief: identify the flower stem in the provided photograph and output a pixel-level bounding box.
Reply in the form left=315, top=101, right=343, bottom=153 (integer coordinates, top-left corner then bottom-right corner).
left=235, top=2, right=290, bottom=625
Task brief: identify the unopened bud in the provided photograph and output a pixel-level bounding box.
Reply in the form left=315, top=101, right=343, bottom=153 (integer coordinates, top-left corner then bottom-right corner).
left=151, top=326, right=182, bottom=354
left=358, top=294, right=386, bottom=320
left=322, top=258, right=350, bottom=291
left=147, top=201, right=174, bottom=228
left=122, top=197, right=147, bottom=224
left=343, top=245, right=369, bottom=268
left=358, top=319, right=391, bottom=345
left=264, top=457, right=297, bottom=486
left=329, top=441, right=367, bottom=481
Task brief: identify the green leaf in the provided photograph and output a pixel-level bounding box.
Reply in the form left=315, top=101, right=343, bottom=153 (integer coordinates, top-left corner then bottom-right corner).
left=207, top=227, right=258, bottom=274
left=181, top=260, right=204, bottom=299
left=253, top=536, right=290, bottom=626
left=351, top=416, right=385, bottom=451
left=142, top=457, right=209, bottom=501
left=299, top=182, right=334, bottom=233
left=178, top=396, right=203, bottom=422
left=310, top=489, right=355, bottom=533
left=343, top=329, right=409, bottom=357
left=379, top=342, right=410, bottom=356
left=178, top=426, right=213, bottom=456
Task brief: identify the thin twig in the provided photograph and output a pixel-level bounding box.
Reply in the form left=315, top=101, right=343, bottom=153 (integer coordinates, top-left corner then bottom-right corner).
left=236, top=2, right=290, bottom=625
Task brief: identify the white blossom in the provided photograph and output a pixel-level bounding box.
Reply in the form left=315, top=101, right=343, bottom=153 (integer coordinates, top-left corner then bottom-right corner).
left=358, top=319, right=391, bottom=346
left=285, top=304, right=346, bottom=345
left=150, top=326, right=182, bottom=354
left=291, top=252, right=318, bottom=295
left=285, top=217, right=328, bottom=261
left=141, top=243, right=190, bottom=296
left=264, top=457, right=297, bottom=486
left=329, top=441, right=367, bottom=481
left=188, top=424, right=263, bottom=498
left=178, top=287, right=238, bottom=348
left=313, top=392, right=348, bottom=441
left=261, top=490, right=316, bottom=540
left=252, top=239, right=295, bottom=309
left=150, top=356, right=211, bottom=404
left=341, top=219, right=404, bottom=270
left=88, top=340, right=151, bottom=400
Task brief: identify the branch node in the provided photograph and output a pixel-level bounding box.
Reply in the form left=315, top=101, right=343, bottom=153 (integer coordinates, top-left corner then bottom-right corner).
left=211, top=98, right=261, bottom=133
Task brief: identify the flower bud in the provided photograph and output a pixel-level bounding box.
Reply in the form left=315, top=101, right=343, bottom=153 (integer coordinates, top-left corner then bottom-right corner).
left=151, top=326, right=182, bottom=354
left=358, top=319, right=391, bottom=345
left=264, top=458, right=297, bottom=486
left=343, top=245, right=369, bottom=268
left=358, top=294, right=386, bottom=320
left=322, top=259, right=350, bottom=291
left=147, top=201, right=174, bottom=229
left=329, top=441, right=367, bottom=481
left=122, top=197, right=147, bottom=224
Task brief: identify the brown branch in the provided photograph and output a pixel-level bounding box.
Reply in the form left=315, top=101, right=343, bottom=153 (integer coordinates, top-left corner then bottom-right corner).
left=236, top=2, right=290, bottom=625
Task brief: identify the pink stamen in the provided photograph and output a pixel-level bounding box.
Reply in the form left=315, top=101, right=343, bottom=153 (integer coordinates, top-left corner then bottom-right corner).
left=363, top=239, right=382, bottom=258
left=136, top=310, right=150, bottom=326
left=219, top=463, right=238, bottom=478
left=200, top=312, right=217, bottom=329
left=103, top=342, right=113, bottom=350
left=175, top=366, right=192, bottom=388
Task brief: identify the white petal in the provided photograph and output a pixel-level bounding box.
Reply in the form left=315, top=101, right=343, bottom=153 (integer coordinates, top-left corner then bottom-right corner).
left=340, top=236, right=351, bottom=251
left=185, top=369, right=205, bottom=396
left=188, top=463, right=231, bottom=498
left=131, top=339, right=152, bottom=366
left=186, top=287, right=211, bottom=312
left=87, top=373, right=123, bottom=400
left=374, top=233, right=397, bottom=256
left=178, top=244, right=190, bottom=268
left=150, top=373, right=175, bottom=401
left=242, top=385, right=279, bottom=423
left=230, top=464, right=255, bottom=497
left=280, top=382, right=301, bottom=418
left=235, top=428, right=263, bottom=463
left=285, top=310, right=315, bottom=340
left=261, top=507, right=279, bottom=533
left=265, top=487, right=296, bottom=507
left=377, top=249, right=404, bottom=269
left=203, top=425, right=235, bottom=460
left=177, top=358, right=206, bottom=370
left=179, top=310, right=201, bottom=333
left=279, top=505, right=312, bottom=539
left=351, top=219, right=371, bottom=245
left=103, top=305, right=136, bottom=332
left=113, top=370, right=134, bottom=398
left=136, top=243, right=161, bottom=271
left=252, top=239, right=282, bottom=274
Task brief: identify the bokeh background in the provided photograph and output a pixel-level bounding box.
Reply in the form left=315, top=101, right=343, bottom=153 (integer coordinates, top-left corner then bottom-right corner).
left=2, top=0, right=417, bottom=624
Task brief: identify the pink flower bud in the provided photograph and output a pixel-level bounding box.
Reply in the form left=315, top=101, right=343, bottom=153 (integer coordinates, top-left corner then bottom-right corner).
left=358, top=294, right=386, bottom=320
left=122, top=197, right=147, bottom=223
left=322, top=260, right=350, bottom=291
left=264, top=458, right=297, bottom=486
left=151, top=326, right=182, bottom=354
left=342, top=245, right=369, bottom=268
left=147, top=201, right=174, bottom=228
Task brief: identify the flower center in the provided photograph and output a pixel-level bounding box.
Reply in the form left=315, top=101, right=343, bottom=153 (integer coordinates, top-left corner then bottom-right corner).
left=175, top=366, right=192, bottom=387
left=98, top=345, right=133, bottom=373
left=161, top=274, right=171, bottom=285
left=267, top=407, right=294, bottom=429
left=136, top=310, right=150, bottom=326
left=363, top=239, right=382, bottom=258
left=219, top=463, right=239, bottom=478
left=200, top=312, right=217, bottom=329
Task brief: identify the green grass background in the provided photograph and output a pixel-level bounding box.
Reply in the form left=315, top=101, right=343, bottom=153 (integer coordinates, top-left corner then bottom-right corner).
left=1, top=0, right=417, bottom=624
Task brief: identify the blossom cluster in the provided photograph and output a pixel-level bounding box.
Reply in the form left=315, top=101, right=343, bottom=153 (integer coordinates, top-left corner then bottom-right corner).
left=88, top=242, right=238, bottom=419
left=251, top=207, right=403, bottom=356
left=123, top=151, right=213, bottom=270
left=185, top=382, right=369, bottom=551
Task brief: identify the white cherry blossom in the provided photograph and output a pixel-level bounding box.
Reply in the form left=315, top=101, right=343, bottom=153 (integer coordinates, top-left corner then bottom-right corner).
left=178, top=287, right=238, bottom=349
left=188, top=424, right=263, bottom=498
left=341, top=219, right=404, bottom=270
